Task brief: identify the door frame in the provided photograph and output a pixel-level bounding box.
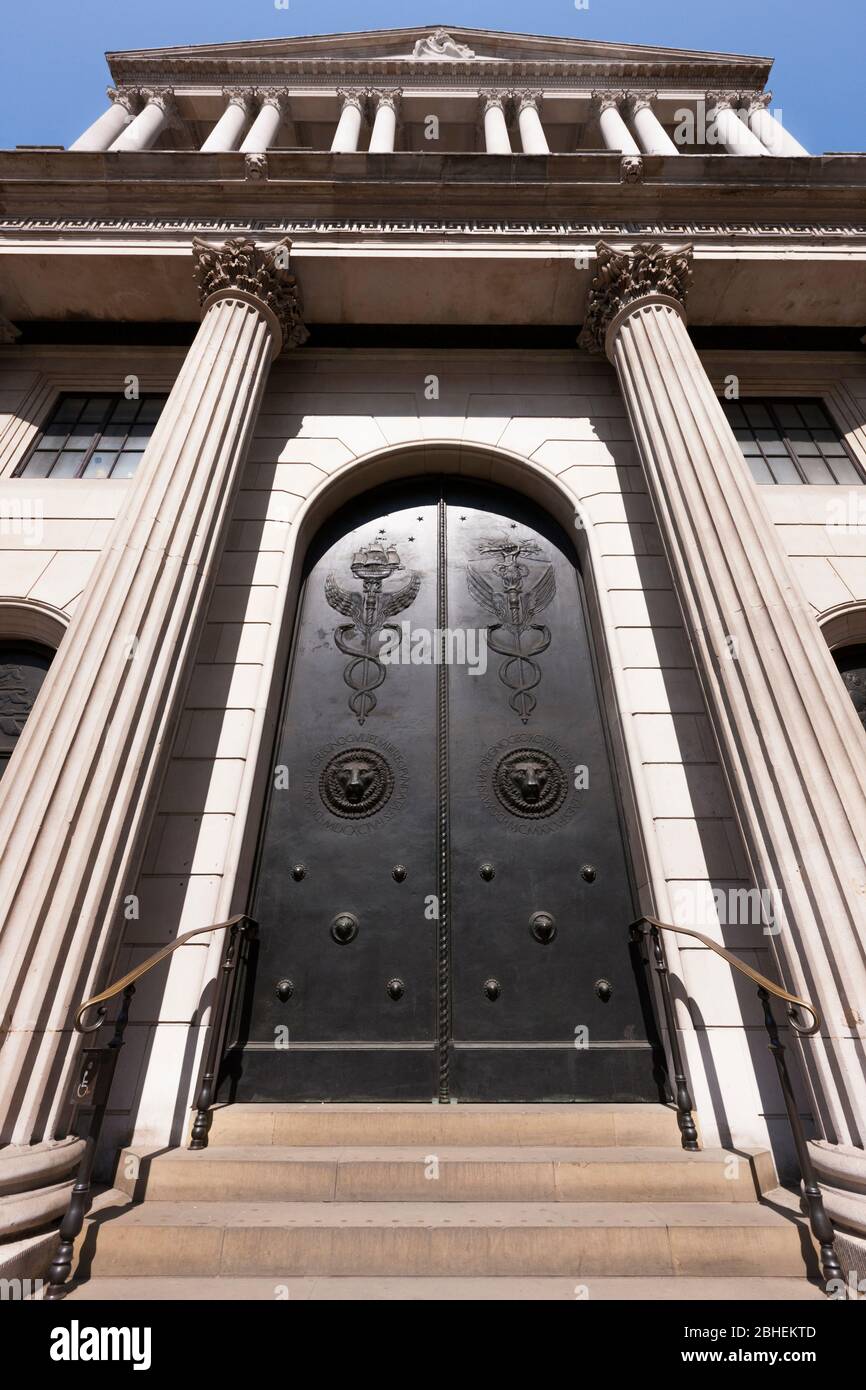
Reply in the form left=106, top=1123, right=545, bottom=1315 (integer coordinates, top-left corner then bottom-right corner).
left=209, top=442, right=676, bottom=1103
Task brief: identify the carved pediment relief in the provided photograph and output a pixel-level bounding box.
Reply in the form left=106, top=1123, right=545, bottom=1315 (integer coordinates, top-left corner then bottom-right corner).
left=410, top=30, right=476, bottom=61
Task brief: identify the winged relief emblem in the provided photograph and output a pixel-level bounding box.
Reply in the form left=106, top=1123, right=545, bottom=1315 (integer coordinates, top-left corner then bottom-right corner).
left=325, top=531, right=420, bottom=724
left=467, top=537, right=556, bottom=722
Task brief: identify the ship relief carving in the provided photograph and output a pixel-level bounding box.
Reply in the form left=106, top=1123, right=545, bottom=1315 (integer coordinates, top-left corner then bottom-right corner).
left=466, top=536, right=556, bottom=722
left=325, top=531, right=421, bottom=724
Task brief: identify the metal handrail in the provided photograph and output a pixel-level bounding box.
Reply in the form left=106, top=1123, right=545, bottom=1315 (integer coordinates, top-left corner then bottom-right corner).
left=45, top=911, right=257, bottom=1299
left=631, top=913, right=840, bottom=1291
left=634, top=914, right=821, bottom=1035
left=75, top=914, right=252, bottom=1032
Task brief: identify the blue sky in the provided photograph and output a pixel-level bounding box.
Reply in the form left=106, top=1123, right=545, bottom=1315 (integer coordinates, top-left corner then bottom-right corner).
left=1, top=0, right=862, bottom=153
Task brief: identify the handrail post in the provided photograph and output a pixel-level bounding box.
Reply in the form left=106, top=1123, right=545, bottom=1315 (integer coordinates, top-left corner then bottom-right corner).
left=44, top=983, right=135, bottom=1300
left=757, top=986, right=842, bottom=1290
left=189, top=916, right=256, bottom=1150
left=631, top=920, right=699, bottom=1150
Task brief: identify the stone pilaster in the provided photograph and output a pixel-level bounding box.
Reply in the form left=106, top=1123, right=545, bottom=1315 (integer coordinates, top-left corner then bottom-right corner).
left=580, top=240, right=866, bottom=1258
left=0, top=239, right=306, bottom=1230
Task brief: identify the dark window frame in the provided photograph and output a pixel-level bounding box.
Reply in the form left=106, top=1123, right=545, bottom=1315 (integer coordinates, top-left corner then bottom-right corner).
left=720, top=395, right=865, bottom=486
left=13, top=391, right=168, bottom=481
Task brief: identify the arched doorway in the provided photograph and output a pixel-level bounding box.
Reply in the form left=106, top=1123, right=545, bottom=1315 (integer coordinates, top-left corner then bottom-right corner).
left=0, top=640, right=54, bottom=778
left=228, top=477, right=660, bottom=1102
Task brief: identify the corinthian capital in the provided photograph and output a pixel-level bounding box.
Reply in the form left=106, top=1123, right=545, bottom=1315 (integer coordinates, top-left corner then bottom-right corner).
left=589, top=89, right=627, bottom=115
left=369, top=88, right=402, bottom=112
left=336, top=89, right=365, bottom=112
left=478, top=90, right=508, bottom=115
left=223, top=87, right=257, bottom=115
left=255, top=87, right=289, bottom=112
left=624, top=90, right=658, bottom=116
left=192, top=237, right=309, bottom=354
left=578, top=241, right=693, bottom=356
left=514, top=89, right=543, bottom=114
left=107, top=86, right=142, bottom=116
left=743, top=89, right=772, bottom=114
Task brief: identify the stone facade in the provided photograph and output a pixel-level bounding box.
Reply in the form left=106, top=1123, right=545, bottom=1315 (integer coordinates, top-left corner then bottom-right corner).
left=0, top=27, right=864, bottom=1282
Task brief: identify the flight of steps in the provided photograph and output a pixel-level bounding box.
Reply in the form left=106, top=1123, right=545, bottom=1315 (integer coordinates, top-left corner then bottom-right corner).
left=65, top=1103, right=825, bottom=1300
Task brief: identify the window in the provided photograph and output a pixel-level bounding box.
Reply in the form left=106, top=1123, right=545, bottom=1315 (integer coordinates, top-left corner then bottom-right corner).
left=834, top=644, right=866, bottom=733
left=14, top=393, right=167, bottom=480
left=720, top=398, right=864, bottom=486
left=0, top=641, right=53, bottom=778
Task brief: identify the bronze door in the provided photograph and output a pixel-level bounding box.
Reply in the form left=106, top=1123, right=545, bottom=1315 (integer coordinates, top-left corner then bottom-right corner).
left=229, top=479, right=659, bottom=1102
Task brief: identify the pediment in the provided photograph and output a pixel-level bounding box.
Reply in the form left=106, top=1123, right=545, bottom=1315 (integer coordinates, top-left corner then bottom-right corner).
left=108, top=25, right=770, bottom=73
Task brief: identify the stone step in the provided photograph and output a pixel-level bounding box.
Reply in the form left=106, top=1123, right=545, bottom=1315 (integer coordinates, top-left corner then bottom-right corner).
left=59, top=1275, right=827, bottom=1302
left=79, top=1192, right=815, bottom=1280
left=203, top=1102, right=685, bottom=1149
left=116, top=1145, right=773, bottom=1204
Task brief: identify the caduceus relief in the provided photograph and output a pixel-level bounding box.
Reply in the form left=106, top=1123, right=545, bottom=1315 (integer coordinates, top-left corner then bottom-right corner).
left=467, top=537, right=556, bottom=723
left=325, top=531, right=420, bottom=724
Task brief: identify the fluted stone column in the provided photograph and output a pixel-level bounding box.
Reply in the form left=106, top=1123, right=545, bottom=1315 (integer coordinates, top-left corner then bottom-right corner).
left=627, top=92, right=679, bottom=155
left=240, top=90, right=287, bottom=154
left=368, top=90, right=401, bottom=152
left=515, top=91, right=549, bottom=154
left=0, top=239, right=307, bottom=1227
left=580, top=240, right=866, bottom=1260
left=200, top=89, right=255, bottom=152
left=479, top=92, right=511, bottom=153
left=744, top=92, right=810, bottom=156
left=69, top=87, right=141, bottom=152
left=109, top=89, right=179, bottom=152
left=330, top=90, right=365, bottom=152
left=591, top=91, right=640, bottom=155
left=706, top=92, right=768, bottom=155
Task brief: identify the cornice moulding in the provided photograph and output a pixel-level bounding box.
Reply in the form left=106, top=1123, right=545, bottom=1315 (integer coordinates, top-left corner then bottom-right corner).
left=106, top=57, right=770, bottom=92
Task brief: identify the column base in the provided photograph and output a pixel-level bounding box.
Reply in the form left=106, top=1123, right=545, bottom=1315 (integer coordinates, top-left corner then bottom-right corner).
left=0, top=1136, right=85, bottom=1241
left=809, top=1139, right=866, bottom=1288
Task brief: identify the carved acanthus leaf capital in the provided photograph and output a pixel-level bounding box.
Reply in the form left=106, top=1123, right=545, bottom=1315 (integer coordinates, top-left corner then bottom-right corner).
left=705, top=90, right=739, bottom=116
left=108, top=87, right=143, bottom=116
left=578, top=241, right=694, bottom=356
left=478, top=90, right=508, bottom=117
left=589, top=90, right=627, bottom=115
left=255, top=87, right=289, bottom=112
left=141, top=88, right=182, bottom=130
left=192, top=237, right=309, bottom=353
left=223, top=87, right=257, bottom=114
left=369, top=88, right=402, bottom=113
left=625, top=90, right=658, bottom=116
left=744, top=90, right=772, bottom=114
left=337, top=89, right=366, bottom=113
left=514, top=90, right=544, bottom=115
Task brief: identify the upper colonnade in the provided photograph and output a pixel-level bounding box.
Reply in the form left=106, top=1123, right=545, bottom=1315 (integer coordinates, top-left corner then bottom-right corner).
left=66, top=27, right=810, bottom=157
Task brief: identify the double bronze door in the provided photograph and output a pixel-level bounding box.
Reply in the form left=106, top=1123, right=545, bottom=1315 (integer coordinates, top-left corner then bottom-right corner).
left=230, top=479, right=658, bottom=1101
